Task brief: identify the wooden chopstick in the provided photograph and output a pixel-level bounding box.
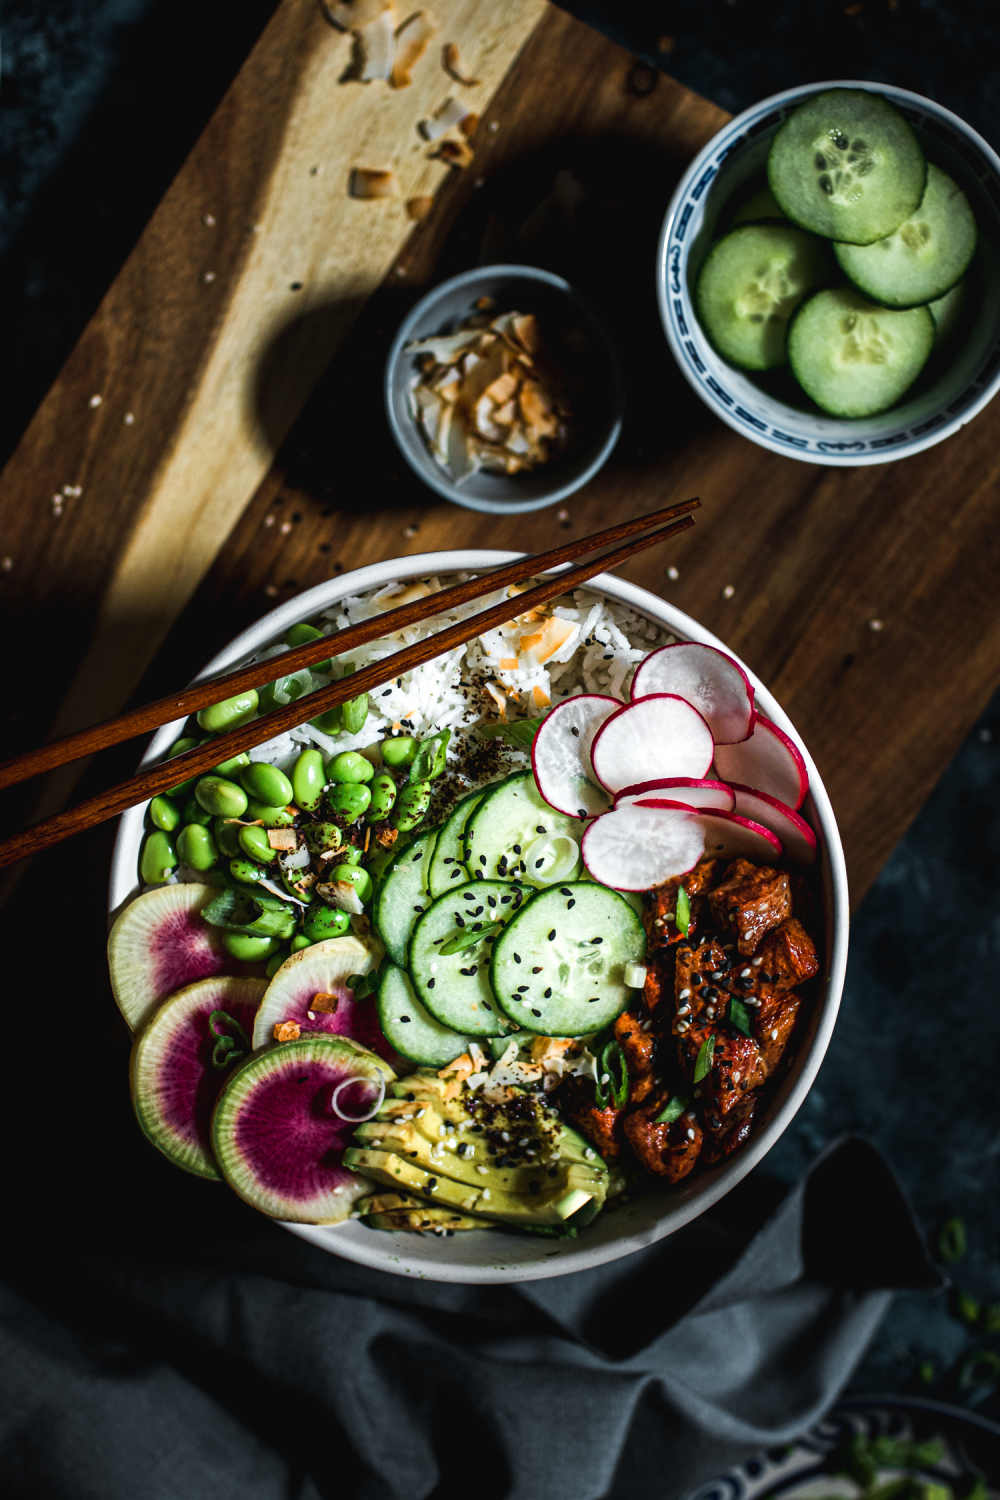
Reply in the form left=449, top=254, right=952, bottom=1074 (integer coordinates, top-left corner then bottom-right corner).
left=0, top=497, right=699, bottom=794
left=0, top=509, right=696, bottom=870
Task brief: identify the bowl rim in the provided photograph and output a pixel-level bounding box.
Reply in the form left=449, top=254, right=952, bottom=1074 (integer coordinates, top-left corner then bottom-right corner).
left=383, top=264, right=625, bottom=514
left=108, top=550, right=850, bottom=1284
left=656, top=78, right=1000, bottom=466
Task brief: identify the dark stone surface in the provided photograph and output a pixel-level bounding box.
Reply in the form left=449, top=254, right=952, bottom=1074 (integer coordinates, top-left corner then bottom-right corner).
left=0, top=0, right=998, bottom=1417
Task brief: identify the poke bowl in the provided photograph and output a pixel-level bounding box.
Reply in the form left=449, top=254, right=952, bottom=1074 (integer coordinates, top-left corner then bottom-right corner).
left=108, top=550, right=849, bottom=1284
left=657, top=80, right=1000, bottom=464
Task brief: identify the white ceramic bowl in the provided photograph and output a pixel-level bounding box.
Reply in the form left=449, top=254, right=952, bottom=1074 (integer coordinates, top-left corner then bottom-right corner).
left=109, top=552, right=849, bottom=1284
left=656, top=80, right=1000, bottom=465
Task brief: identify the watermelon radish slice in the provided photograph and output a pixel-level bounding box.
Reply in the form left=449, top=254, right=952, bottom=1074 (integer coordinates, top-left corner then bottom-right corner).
left=211, top=1033, right=395, bottom=1223
left=581, top=804, right=705, bottom=891
left=252, top=935, right=399, bottom=1065
left=631, top=642, right=755, bottom=744
left=109, top=884, right=249, bottom=1034
left=713, top=717, right=809, bottom=810
left=129, top=976, right=266, bottom=1180
left=530, top=694, right=617, bottom=818
left=590, top=695, right=714, bottom=795
left=728, top=783, right=818, bottom=866
left=613, top=777, right=735, bottom=814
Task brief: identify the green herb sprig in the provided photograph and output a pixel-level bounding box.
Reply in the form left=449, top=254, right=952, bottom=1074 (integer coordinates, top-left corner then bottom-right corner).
left=653, top=1094, right=689, bottom=1125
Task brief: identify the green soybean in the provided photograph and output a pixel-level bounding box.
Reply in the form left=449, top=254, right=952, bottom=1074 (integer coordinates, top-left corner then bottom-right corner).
left=286, top=622, right=333, bottom=673
left=222, top=931, right=282, bottom=962
left=247, top=799, right=295, bottom=827
left=239, top=825, right=278, bottom=864
left=140, top=831, right=178, bottom=885
left=303, top=822, right=341, bottom=855
left=326, top=783, right=371, bottom=820
left=366, top=773, right=397, bottom=822
left=211, top=751, right=251, bottom=779
left=213, top=817, right=242, bottom=858
left=176, top=823, right=219, bottom=871
left=230, top=858, right=265, bottom=884
left=303, top=904, right=350, bottom=941
left=290, top=933, right=314, bottom=952
left=197, top=690, right=259, bottom=734
left=328, top=864, right=373, bottom=903
left=149, top=795, right=180, bottom=832
left=265, top=948, right=290, bottom=978
left=241, top=762, right=293, bottom=808
left=165, top=736, right=201, bottom=797
left=292, top=749, right=326, bottom=812
left=393, top=780, right=431, bottom=831
left=337, top=843, right=363, bottom=866
left=310, top=706, right=342, bottom=734
left=258, top=676, right=307, bottom=715
left=382, top=735, right=417, bottom=768
left=328, top=751, right=374, bottom=784
left=195, top=776, right=248, bottom=819
left=182, top=795, right=214, bottom=827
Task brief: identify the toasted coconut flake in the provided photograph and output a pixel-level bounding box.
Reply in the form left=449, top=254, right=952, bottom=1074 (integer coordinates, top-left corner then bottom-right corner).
left=435, top=138, right=474, bottom=169
left=532, top=686, right=551, bottom=710
left=405, top=329, right=479, bottom=363
left=520, top=616, right=577, bottom=665
left=383, top=580, right=432, bottom=607
left=420, top=95, right=472, bottom=139
left=267, top=828, right=299, bottom=850
left=317, top=880, right=365, bottom=914
left=484, top=370, right=518, bottom=405
left=375, top=826, right=398, bottom=848
left=406, top=194, right=434, bottom=221
left=311, top=992, right=340, bottom=1014
left=443, top=41, right=480, bottom=85
left=498, top=657, right=520, bottom=670
left=322, top=0, right=393, bottom=29
left=485, top=681, right=507, bottom=716
left=512, top=313, right=543, bottom=356
left=392, top=10, right=437, bottom=88
left=459, top=112, right=480, bottom=139
left=274, top=1021, right=301, bottom=1042
left=350, top=168, right=397, bottom=200
left=358, top=8, right=396, bottom=80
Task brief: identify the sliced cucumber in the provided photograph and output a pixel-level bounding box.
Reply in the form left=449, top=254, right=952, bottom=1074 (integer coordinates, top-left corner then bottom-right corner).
left=490, top=881, right=646, bottom=1036
left=696, top=224, right=834, bottom=370
left=372, top=827, right=438, bottom=967
left=768, top=89, right=926, bottom=245
left=929, top=278, right=966, bottom=346
left=730, top=185, right=787, bottom=227
left=408, top=880, right=527, bottom=1037
left=427, top=789, right=484, bottom=897
left=788, top=287, right=933, bottom=417
left=834, top=165, right=976, bottom=308
left=463, top=772, right=584, bottom=887
left=376, top=963, right=472, bottom=1068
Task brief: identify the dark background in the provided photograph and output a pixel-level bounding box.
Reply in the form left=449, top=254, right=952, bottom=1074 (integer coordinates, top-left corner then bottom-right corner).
left=0, top=0, right=998, bottom=1413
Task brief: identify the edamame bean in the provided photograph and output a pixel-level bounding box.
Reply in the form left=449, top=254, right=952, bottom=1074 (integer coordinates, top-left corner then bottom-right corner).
left=165, top=736, right=200, bottom=797
left=326, top=783, right=371, bottom=820
left=211, top=751, right=250, bottom=779
left=328, top=751, right=374, bottom=784
left=366, top=772, right=397, bottom=822
left=182, top=796, right=213, bottom=827
left=303, top=903, right=350, bottom=941
left=230, top=857, right=265, bottom=884
left=289, top=933, right=314, bottom=953
left=222, top=931, right=282, bottom=962
left=149, top=795, right=180, bottom=832
left=303, top=822, right=341, bottom=855
left=392, top=780, right=431, bottom=831
left=337, top=844, right=363, bottom=866
left=197, top=690, right=259, bottom=734
left=328, top=864, right=373, bottom=903
left=381, top=735, right=417, bottom=768
left=291, top=749, right=326, bottom=812
left=176, top=823, right=219, bottom=872
left=285, top=622, right=332, bottom=673
left=140, top=831, right=178, bottom=885
left=310, top=707, right=342, bottom=734
left=258, top=676, right=306, bottom=715
left=265, top=948, right=290, bottom=978
left=213, top=817, right=241, bottom=858
left=240, top=762, right=293, bottom=808
left=194, top=775, right=248, bottom=819
left=247, top=799, right=295, bottom=827
left=239, top=825, right=278, bottom=864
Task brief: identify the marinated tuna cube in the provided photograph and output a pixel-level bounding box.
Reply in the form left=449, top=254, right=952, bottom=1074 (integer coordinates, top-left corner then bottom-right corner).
left=677, top=1022, right=767, bottom=1115
left=752, top=917, right=819, bottom=989
left=612, top=1010, right=656, bottom=1104
left=701, top=1092, right=757, bottom=1163
left=623, top=1092, right=702, bottom=1181
left=754, top=988, right=802, bottom=1073
left=642, top=951, right=674, bottom=1014
left=708, top=858, right=792, bottom=955
left=673, top=937, right=731, bottom=1036
left=556, top=1075, right=624, bottom=1159
left=645, top=857, right=724, bottom=949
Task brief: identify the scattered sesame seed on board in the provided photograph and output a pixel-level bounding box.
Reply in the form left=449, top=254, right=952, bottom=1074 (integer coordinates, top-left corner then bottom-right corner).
left=89, top=394, right=102, bottom=407
left=123, top=412, right=135, bottom=426
left=722, top=584, right=735, bottom=599
left=868, top=618, right=884, bottom=632
left=667, top=566, right=679, bottom=580
left=202, top=271, right=216, bottom=284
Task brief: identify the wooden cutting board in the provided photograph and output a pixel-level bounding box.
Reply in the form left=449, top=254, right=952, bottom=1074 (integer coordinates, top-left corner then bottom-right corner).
left=2, top=2, right=999, bottom=909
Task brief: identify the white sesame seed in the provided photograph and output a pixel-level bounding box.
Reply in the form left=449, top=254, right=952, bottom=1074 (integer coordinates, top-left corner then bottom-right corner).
left=584, top=1148, right=595, bottom=1159
left=679, top=988, right=691, bottom=999
left=203, top=213, right=216, bottom=226
left=264, top=584, right=278, bottom=596
left=280, top=521, right=292, bottom=534
left=740, top=968, right=751, bottom=978
left=693, top=1088, right=702, bottom=1098
left=88, top=394, right=103, bottom=408
left=732, top=1071, right=741, bottom=1083
left=203, top=271, right=216, bottom=283
left=263, top=514, right=275, bottom=527
left=123, top=412, right=135, bottom=425
left=667, top=566, right=679, bottom=580
left=416, top=1108, right=426, bottom=1118
left=307, top=1010, right=315, bottom=1019
left=868, top=618, right=883, bottom=632
left=722, top=584, right=735, bottom=599
left=752, top=957, right=763, bottom=966
left=476, top=1165, right=488, bottom=1174
left=488, top=120, right=499, bottom=132
left=687, top=1128, right=695, bottom=1140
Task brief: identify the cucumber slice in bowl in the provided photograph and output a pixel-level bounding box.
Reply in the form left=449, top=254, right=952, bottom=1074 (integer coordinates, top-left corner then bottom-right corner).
left=695, top=224, right=835, bottom=370
left=372, top=827, right=438, bottom=967
left=490, top=882, right=646, bottom=1036
left=834, top=165, right=977, bottom=308
left=211, top=1032, right=394, bottom=1223
left=427, top=789, right=484, bottom=896
left=377, top=964, right=472, bottom=1068
left=408, top=880, right=526, bottom=1038
left=768, top=89, right=926, bottom=244
left=464, top=771, right=585, bottom=886
left=788, top=287, right=934, bottom=417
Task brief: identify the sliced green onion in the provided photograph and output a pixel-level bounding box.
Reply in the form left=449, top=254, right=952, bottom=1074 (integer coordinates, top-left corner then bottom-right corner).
left=938, top=1216, right=966, bottom=1261
left=438, top=921, right=501, bottom=955
left=728, top=997, right=751, bottom=1036
left=693, top=1033, right=716, bottom=1083
left=208, top=1009, right=250, bottom=1071
left=959, top=1351, right=1000, bottom=1390
left=955, top=1290, right=980, bottom=1326
left=346, top=971, right=378, bottom=999
left=477, top=715, right=546, bottom=748
left=653, top=1094, right=689, bottom=1125
left=595, top=1039, right=628, bottom=1110
left=676, top=884, right=691, bottom=935
left=408, top=728, right=451, bottom=783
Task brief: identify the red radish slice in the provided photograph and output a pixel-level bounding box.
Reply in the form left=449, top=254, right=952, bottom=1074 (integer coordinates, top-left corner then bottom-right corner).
left=631, top=642, right=755, bottom=744
left=728, top=783, right=818, bottom=866
left=713, top=717, right=808, bottom=809
left=252, top=935, right=403, bottom=1067
left=691, top=809, right=783, bottom=862
left=590, top=694, right=714, bottom=795
left=109, top=883, right=248, bottom=1034
left=130, top=976, right=266, bottom=1181
left=531, top=693, right=617, bottom=818
left=581, top=804, right=705, bottom=891
left=614, top=777, right=735, bottom=814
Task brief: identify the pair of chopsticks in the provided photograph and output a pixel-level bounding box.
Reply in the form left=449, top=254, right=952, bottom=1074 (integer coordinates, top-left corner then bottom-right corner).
left=0, top=497, right=699, bottom=870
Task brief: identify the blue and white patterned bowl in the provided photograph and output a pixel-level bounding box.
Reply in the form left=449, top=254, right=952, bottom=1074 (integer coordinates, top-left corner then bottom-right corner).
left=656, top=81, right=1000, bottom=465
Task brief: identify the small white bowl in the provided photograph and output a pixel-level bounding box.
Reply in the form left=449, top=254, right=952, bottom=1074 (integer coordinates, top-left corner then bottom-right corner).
left=109, top=553, right=849, bottom=1284
left=656, top=80, right=1000, bottom=465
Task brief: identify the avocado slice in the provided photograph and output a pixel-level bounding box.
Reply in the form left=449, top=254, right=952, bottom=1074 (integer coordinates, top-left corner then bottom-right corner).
left=356, top=1190, right=482, bottom=1232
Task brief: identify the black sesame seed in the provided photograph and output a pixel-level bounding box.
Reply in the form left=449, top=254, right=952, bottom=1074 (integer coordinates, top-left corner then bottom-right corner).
left=382, top=689, right=392, bottom=697
left=512, top=845, right=521, bottom=855
left=570, top=726, right=580, bottom=736
left=588, top=997, right=600, bottom=1003
left=543, top=988, right=552, bottom=999
left=399, top=1015, right=411, bottom=1023
left=455, top=915, right=465, bottom=927
left=483, top=1002, right=492, bottom=1011
left=463, top=892, right=475, bottom=901
left=406, top=1092, right=415, bottom=1102
left=451, top=870, right=461, bottom=878
left=577, top=808, right=587, bottom=819
left=532, top=966, right=543, bottom=974
left=548, top=1165, right=559, bottom=1176
left=427, top=979, right=435, bottom=988
left=443, top=857, right=454, bottom=864
left=591, top=937, right=603, bottom=945
left=479, top=855, right=486, bottom=865
left=531, top=1009, right=542, bottom=1016
left=428, top=1178, right=438, bottom=1188
left=517, top=985, right=529, bottom=993
left=535, top=859, right=544, bottom=868
left=473, top=907, right=484, bottom=916
left=501, top=896, right=511, bottom=904
left=548, top=929, right=556, bottom=940
left=413, top=904, right=423, bottom=912
left=513, top=953, right=521, bottom=963
left=413, top=852, right=422, bottom=862
left=536, top=826, right=546, bottom=834
left=488, top=897, right=496, bottom=907
left=559, top=888, right=571, bottom=896
left=529, top=1181, right=540, bottom=1194
left=567, top=899, right=576, bottom=909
